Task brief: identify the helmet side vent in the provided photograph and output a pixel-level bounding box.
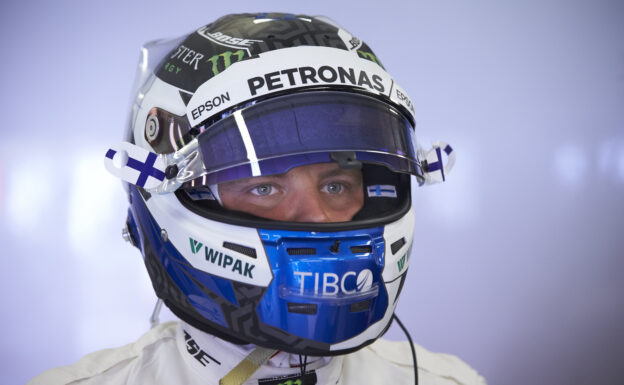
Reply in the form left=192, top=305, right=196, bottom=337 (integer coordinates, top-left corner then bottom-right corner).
left=350, top=245, right=373, bottom=254
left=287, top=302, right=318, bottom=314
left=350, top=299, right=371, bottom=313
left=286, top=248, right=317, bottom=256
left=390, top=238, right=406, bottom=255
left=223, top=241, right=257, bottom=259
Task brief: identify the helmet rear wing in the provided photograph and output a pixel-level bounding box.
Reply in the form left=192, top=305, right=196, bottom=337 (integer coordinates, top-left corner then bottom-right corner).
left=104, top=140, right=201, bottom=193
left=418, top=142, right=456, bottom=184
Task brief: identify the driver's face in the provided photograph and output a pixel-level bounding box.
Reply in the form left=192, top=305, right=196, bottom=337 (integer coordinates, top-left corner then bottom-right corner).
left=218, top=163, right=364, bottom=223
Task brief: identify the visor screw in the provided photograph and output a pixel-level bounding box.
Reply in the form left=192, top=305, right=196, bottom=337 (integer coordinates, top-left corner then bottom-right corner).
left=330, top=240, right=341, bottom=254
left=122, top=226, right=133, bottom=244
left=165, top=165, right=178, bottom=180
left=121, top=223, right=136, bottom=246
left=145, top=115, right=160, bottom=142
left=161, top=229, right=169, bottom=242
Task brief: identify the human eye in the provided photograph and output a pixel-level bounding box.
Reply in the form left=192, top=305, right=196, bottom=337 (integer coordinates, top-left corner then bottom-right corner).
left=250, top=183, right=275, bottom=196
left=321, top=182, right=344, bottom=194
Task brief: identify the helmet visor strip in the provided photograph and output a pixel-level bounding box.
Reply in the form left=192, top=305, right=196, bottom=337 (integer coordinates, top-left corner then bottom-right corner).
left=185, top=91, right=422, bottom=187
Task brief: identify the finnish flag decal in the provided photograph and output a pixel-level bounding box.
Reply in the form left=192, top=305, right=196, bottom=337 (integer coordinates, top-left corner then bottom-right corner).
left=367, top=185, right=397, bottom=198
left=422, top=141, right=455, bottom=184
left=104, top=142, right=166, bottom=190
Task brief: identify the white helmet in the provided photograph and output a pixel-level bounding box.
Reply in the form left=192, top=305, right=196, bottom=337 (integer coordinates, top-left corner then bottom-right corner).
left=105, top=12, right=454, bottom=356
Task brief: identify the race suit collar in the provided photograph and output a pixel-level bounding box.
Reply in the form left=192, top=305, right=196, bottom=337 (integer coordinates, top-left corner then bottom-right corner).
left=176, top=321, right=342, bottom=384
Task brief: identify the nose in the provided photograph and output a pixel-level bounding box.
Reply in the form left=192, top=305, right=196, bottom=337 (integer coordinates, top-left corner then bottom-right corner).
left=288, top=192, right=331, bottom=223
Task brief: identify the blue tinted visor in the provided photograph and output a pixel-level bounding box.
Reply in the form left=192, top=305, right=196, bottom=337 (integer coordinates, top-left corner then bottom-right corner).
left=194, top=91, right=423, bottom=184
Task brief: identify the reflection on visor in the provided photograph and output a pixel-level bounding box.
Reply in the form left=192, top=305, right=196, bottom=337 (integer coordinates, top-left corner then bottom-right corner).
left=194, top=91, right=421, bottom=185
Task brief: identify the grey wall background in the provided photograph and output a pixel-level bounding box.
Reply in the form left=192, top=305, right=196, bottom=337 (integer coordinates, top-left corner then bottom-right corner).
left=1, top=1, right=622, bottom=384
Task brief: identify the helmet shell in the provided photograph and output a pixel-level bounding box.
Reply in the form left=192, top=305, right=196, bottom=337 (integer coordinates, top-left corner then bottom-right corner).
left=125, top=12, right=416, bottom=355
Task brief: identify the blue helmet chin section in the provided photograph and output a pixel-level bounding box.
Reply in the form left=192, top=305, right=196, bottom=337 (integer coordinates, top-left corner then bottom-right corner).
left=129, top=187, right=391, bottom=349
left=129, top=187, right=238, bottom=327
left=257, top=227, right=388, bottom=344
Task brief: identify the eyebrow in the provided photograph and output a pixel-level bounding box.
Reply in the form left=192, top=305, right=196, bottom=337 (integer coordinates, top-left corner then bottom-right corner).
left=317, top=167, right=362, bottom=180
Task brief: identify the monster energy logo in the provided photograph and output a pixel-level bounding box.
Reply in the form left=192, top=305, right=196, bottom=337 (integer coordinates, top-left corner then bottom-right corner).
left=357, top=50, right=383, bottom=68
left=206, top=50, right=245, bottom=76
left=397, top=253, right=407, bottom=272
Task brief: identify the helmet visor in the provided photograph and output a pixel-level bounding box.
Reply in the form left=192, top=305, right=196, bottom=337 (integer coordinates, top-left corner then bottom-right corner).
left=194, top=91, right=422, bottom=185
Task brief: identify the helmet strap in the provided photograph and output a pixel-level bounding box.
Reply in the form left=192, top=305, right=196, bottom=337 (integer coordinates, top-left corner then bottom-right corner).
left=298, top=354, right=309, bottom=382
left=219, top=346, right=278, bottom=385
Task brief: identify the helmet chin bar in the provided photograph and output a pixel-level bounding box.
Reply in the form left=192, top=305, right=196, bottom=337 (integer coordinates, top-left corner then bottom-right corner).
left=130, top=185, right=378, bottom=355
left=124, top=180, right=415, bottom=355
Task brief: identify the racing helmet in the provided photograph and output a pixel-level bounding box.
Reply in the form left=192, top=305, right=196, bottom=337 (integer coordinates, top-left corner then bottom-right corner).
left=105, top=13, right=454, bottom=356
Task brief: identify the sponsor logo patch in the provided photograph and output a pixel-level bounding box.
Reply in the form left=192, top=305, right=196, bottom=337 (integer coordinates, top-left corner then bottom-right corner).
left=357, top=50, right=383, bottom=67
left=162, top=62, right=182, bottom=75
left=190, top=92, right=231, bottom=120
left=189, top=237, right=256, bottom=278
left=294, top=269, right=374, bottom=296
left=170, top=44, right=205, bottom=70
left=247, top=65, right=385, bottom=96
left=190, top=238, right=203, bottom=254
left=207, top=50, right=246, bottom=76
left=184, top=330, right=221, bottom=366
left=348, top=37, right=361, bottom=50
left=197, top=28, right=263, bottom=48
left=396, top=88, right=414, bottom=113
left=186, top=46, right=416, bottom=128
left=397, top=253, right=407, bottom=272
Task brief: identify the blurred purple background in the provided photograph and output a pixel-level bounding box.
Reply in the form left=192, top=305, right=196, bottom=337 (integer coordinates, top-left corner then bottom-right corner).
left=1, top=1, right=622, bottom=384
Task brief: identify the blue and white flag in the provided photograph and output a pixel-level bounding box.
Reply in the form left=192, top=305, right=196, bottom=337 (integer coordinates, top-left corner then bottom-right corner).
left=185, top=187, right=216, bottom=201
left=367, top=185, right=397, bottom=198
left=422, top=142, right=455, bottom=184
left=104, top=142, right=166, bottom=190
